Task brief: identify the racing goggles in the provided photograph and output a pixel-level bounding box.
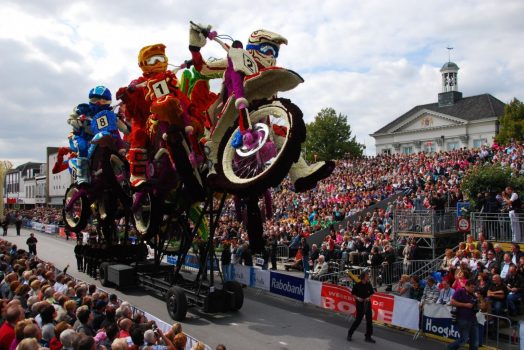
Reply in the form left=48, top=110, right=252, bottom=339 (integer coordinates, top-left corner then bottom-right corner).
left=89, top=97, right=111, bottom=105
left=246, top=43, right=279, bottom=58
left=145, top=55, right=167, bottom=65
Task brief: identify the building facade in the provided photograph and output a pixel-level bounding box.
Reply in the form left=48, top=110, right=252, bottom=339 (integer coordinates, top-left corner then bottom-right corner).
left=4, top=162, right=44, bottom=207
left=371, top=61, right=505, bottom=155
left=47, top=147, right=72, bottom=205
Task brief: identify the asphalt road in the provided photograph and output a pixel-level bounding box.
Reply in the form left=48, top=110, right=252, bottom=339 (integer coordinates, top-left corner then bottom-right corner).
left=1, top=227, right=447, bottom=350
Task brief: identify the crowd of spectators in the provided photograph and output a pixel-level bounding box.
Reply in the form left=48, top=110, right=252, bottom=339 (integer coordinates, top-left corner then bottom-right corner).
left=178, top=141, right=524, bottom=288
left=217, top=141, right=523, bottom=250
left=2, top=208, right=63, bottom=228
left=0, top=239, right=225, bottom=350
left=391, top=232, right=524, bottom=323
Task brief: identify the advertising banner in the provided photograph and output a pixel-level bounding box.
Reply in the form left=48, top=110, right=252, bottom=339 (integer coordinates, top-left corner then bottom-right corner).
left=371, top=292, right=394, bottom=324
left=166, top=254, right=219, bottom=271
left=44, top=224, right=57, bottom=234
left=269, top=272, right=305, bottom=301
left=320, top=283, right=356, bottom=316
left=32, top=222, right=44, bottom=231
left=392, top=296, right=420, bottom=330
left=304, top=279, right=322, bottom=307
left=233, top=264, right=252, bottom=286
left=422, top=303, right=460, bottom=339
left=252, top=269, right=270, bottom=291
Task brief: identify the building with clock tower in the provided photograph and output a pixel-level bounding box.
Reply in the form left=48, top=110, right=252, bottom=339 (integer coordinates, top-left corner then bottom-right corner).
left=370, top=60, right=505, bottom=155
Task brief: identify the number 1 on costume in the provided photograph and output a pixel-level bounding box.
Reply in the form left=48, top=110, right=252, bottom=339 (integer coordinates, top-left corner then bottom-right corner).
left=153, top=80, right=169, bottom=98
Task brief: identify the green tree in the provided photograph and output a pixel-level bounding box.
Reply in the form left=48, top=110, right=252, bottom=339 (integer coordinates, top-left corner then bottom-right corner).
left=303, top=108, right=364, bottom=161
left=461, top=164, right=524, bottom=208
left=495, top=98, right=524, bottom=145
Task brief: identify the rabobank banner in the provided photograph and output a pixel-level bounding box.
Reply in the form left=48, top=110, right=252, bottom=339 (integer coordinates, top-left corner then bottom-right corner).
left=269, top=272, right=305, bottom=302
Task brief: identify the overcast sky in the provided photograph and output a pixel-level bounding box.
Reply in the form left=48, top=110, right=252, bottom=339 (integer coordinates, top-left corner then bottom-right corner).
left=1, top=0, right=523, bottom=166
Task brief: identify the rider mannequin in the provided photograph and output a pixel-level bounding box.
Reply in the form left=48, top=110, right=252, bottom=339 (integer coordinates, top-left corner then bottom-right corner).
left=189, top=25, right=334, bottom=192
left=118, top=44, right=205, bottom=188
left=55, top=86, right=115, bottom=183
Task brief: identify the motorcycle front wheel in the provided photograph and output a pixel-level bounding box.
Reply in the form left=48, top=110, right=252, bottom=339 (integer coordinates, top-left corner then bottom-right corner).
left=214, top=98, right=305, bottom=197
left=63, top=184, right=90, bottom=233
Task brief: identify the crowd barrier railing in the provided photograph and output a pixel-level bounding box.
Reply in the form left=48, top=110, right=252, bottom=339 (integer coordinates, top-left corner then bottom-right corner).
left=276, top=245, right=290, bottom=263
left=471, top=211, right=524, bottom=242
left=394, top=210, right=458, bottom=235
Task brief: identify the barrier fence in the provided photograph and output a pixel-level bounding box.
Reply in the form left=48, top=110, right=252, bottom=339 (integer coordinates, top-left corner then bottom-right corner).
left=471, top=212, right=524, bottom=242
left=394, top=210, right=457, bottom=234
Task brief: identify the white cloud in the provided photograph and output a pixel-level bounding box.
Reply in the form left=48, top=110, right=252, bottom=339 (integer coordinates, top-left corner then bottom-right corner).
left=0, top=0, right=523, bottom=164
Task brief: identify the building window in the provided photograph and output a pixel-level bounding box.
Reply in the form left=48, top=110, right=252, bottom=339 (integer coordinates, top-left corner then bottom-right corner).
left=447, top=142, right=460, bottom=151
left=473, top=139, right=487, bottom=148
left=402, top=146, right=413, bottom=154
left=423, top=143, right=436, bottom=153
left=382, top=148, right=391, bottom=155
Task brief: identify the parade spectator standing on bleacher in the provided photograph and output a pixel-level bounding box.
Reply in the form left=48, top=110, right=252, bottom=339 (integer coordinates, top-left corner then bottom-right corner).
left=447, top=280, right=479, bottom=350
left=347, top=271, right=375, bottom=343
left=504, top=186, right=522, bottom=242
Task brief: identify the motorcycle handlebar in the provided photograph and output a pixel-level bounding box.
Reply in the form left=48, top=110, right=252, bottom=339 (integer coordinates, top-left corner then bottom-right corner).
left=189, top=21, right=229, bottom=53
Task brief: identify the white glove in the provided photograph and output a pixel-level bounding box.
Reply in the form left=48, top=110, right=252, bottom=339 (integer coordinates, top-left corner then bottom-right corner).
left=189, top=22, right=212, bottom=48
left=67, top=110, right=82, bottom=132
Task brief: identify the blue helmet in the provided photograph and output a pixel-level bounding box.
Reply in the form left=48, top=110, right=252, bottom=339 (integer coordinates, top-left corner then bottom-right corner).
left=88, top=86, right=112, bottom=113
left=88, top=86, right=112, bottom=102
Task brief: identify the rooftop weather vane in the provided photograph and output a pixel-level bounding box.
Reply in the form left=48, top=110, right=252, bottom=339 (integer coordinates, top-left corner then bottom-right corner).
left=446, top=46, right=454, bottom=62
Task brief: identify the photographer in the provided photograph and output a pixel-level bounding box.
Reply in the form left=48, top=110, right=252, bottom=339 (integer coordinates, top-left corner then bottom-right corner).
left=447, top=280, right=479, bottom=350
left=144, top=325, right=175, bottom=350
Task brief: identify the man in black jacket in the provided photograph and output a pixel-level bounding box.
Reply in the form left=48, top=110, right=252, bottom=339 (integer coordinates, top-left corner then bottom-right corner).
left=347, top=271, right=376, bottom=343
left=74, top=240, right=84, bottom=272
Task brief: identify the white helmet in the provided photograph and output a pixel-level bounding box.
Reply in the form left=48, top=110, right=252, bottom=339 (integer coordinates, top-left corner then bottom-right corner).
left=246, top=29, right=288, bottom=69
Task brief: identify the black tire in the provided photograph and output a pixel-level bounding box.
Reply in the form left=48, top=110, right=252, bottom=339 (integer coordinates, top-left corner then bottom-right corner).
left=214, top=98, right=305, bottom=197
left=223, top=281, right=244, bottom=311
left=166, top=286, right=188, bottom=321
left=63, top=184, right=90, bottom=233
left=103, top=153, right=132, bottom=206
left=132, top=188, right=160, bottom=239
left=99, top=262, right=111, bottom=287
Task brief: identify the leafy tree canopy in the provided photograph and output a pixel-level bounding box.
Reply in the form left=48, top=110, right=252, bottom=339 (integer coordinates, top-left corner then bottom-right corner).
left=303, top=108, right=364, bottom=161
left=495, top=97, right=524, bottom=145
